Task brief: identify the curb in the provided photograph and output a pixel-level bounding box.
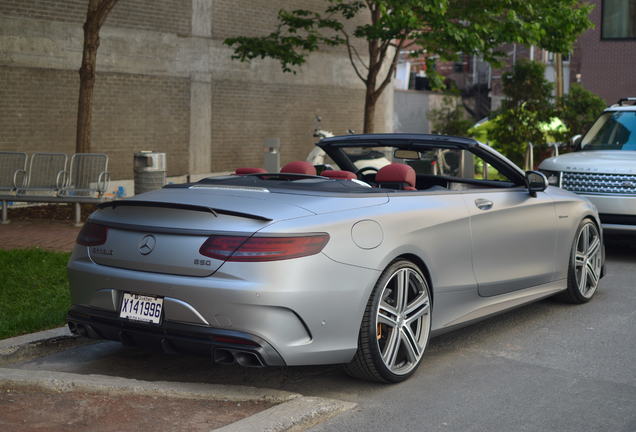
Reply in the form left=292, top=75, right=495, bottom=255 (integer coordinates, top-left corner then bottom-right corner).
left=0, top=326, right=93, bottom=366
left=0, top=368, right=355, bottom=431
left=0, top=368, right=298, bottom=403
left=213, top=396, right=356, bottom=432
left=0, top=326, right=71, bottom=352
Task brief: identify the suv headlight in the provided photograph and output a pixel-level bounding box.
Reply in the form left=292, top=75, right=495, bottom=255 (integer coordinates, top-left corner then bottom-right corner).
left=540, top=170, right=561, bottom=187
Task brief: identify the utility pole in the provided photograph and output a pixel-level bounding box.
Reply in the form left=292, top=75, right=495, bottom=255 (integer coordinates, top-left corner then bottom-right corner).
left=555, top=53, right=564, bottom=98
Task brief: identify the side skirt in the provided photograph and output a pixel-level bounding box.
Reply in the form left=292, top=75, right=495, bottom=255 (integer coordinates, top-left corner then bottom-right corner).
left=430, top=279, right=566, bottom=337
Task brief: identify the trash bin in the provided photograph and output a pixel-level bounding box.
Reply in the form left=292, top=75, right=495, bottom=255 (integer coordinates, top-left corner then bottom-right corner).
left=134, top=151, right=166, bottom=195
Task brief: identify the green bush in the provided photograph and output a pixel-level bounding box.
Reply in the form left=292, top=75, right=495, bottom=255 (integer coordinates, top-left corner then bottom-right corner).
left=487, top=60, right=554, bottom=166
left=555, top=84, right=606, bottom=145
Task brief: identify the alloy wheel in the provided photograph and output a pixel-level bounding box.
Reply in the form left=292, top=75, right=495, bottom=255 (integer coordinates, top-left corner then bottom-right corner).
left=574, top=222, right=602, bottom=299
left=375, top=267, right=431, bottom=375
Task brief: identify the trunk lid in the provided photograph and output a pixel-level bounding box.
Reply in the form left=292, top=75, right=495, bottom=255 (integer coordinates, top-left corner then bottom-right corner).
left=87, top=187, right=314, bottom=276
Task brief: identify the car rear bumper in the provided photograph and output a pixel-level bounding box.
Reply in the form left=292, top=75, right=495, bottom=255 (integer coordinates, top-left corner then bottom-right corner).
left=67, top=305, right=285, bottom=367
left=67, top=246, right=380, bottom=366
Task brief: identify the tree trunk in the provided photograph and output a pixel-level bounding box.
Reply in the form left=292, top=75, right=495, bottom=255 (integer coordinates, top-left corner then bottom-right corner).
left=76, top=17, right=99, bottom=154
left=75, top=0, right=118, bottom=154
left=363, top=86, right=376, bottom=133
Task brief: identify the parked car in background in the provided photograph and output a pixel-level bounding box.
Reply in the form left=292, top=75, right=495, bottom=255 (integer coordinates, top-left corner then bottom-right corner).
left=540, top=98, right=636, bottom=233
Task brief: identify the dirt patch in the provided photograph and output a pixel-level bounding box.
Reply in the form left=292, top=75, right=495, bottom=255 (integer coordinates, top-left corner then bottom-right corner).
left=0, top=384, right=273, bottom=432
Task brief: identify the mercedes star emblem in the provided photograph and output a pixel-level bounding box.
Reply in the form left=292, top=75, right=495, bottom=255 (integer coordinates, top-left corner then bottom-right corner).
left=138, top=234, right=156, bottom=255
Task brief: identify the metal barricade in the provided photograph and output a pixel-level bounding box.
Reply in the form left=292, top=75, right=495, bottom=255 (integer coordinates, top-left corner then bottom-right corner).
left=62, top=153, right=110, bottom=197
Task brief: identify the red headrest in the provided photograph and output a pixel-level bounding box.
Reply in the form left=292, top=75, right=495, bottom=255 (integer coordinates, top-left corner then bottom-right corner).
left=281, top=161, right=317, bottom=175
left=321, top=170, right=357, bottom=180
left=235, top=167, right=267, bottom=175
left=376, top=163, right=416, bottom=189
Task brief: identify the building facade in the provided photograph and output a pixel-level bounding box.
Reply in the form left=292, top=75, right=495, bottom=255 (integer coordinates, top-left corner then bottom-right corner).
left=570, top=0, right=636, bottom=104
left=0, top=0, right=392, bottom=181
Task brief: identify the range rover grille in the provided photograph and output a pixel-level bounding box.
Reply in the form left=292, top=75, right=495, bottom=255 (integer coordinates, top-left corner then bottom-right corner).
left=561, top=172, right=636, bottom=195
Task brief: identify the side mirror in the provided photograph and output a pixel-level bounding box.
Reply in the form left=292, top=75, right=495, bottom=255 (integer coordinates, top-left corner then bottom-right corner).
left=570, top=134, right=582, bottom=150
left=526, top=170, right=548, bottom=197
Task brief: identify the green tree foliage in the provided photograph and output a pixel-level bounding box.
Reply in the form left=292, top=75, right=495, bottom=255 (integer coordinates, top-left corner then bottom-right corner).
left=488, top=60, right=554, bottom=166
left=429, top=96, right=473, bottom=136
left=225, top=0, right=592, bottom=133
left=554, top=84, right=607, bottom=144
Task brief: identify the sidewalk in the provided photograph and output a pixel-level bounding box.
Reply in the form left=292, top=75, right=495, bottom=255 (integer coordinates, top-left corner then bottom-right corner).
left=0, top=220, right=80, bottom=252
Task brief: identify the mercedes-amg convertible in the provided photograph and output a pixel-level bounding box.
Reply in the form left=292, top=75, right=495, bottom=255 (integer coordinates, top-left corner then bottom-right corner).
left=67, top=134, right=604, bottom=383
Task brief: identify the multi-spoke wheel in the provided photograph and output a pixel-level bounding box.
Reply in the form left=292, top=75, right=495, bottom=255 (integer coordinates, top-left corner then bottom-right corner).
left=559, top=219, right=603, bottom=303
left=345, top=260, right=431, bottom=383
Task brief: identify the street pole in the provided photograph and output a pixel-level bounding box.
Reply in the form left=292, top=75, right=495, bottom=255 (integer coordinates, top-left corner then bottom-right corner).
left=555, top=53, right=564, bottom=98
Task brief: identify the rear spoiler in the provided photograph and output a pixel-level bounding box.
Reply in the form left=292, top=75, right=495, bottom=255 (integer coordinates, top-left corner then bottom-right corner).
left=97, top=200, right=273, bottom=221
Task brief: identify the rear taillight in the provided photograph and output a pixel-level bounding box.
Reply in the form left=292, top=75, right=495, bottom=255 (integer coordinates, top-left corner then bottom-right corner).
left=77, top=222, right=108, bottom=246
left=199, top=234, right=329, bottom=262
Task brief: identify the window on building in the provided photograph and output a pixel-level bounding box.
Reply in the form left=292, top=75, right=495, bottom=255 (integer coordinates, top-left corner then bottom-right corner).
left=602, top=0, right=636, bottom=39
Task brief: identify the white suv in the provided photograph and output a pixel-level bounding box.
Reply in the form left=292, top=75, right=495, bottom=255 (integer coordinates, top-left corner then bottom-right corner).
left=539, top=98, right=636, bottom=232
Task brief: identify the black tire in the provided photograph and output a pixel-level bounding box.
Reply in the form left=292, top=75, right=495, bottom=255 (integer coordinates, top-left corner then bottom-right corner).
left=345, top=260, right=431, bottom=383
left=557, top=219, right=603, bottom=304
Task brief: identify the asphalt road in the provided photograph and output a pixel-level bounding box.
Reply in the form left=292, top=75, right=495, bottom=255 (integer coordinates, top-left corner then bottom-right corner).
left=13, top=237, right=636, bottom=432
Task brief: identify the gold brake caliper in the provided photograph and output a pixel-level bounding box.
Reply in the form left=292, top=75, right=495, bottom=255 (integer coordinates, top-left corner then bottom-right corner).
left=376, top=323, right=382, bottom=340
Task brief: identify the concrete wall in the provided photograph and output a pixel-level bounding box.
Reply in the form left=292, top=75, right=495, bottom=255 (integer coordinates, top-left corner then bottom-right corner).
left=393, top=90, right=451, bottom=134
left=0, top=0, right=392, bottom=183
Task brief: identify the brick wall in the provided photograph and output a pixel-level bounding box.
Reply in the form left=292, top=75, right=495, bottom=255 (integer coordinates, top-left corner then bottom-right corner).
left=0, top=66, right=77, bottom=155
left=0, top=66, right=190, bottom=179
left=213, top=0, right=368, bottom=52
left=0, top=0, right=191, bottom=35
left=210, top=80, right=366, bottom=171
left=213, top=0, right=329, bottom=40
left=572, top=0, right=636, bottom=103
left=91, top=73, right=190, bottom=179
left=0, top=1, right=392, bottom=181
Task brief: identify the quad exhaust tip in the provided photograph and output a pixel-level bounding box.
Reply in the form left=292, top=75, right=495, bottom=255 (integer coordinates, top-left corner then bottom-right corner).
left=68, top=320, right=265, bottom=368
left=213, top=348, right=264, bottom=367
left=68, top=321, right=100, bottom=339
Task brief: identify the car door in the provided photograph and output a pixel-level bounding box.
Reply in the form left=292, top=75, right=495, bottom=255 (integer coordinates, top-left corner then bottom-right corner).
left=464, top=187, right=559, bottom=297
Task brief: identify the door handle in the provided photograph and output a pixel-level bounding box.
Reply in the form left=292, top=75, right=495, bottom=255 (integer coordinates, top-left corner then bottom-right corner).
left=475, top=198, right=493, bottom=210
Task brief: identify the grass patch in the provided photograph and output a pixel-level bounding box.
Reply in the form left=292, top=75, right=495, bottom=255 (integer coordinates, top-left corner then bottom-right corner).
left=0, top=249, right=71, bottom=339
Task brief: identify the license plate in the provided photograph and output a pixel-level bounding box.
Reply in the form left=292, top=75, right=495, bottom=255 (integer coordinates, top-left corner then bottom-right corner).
left=119, top=293, right=163, bottom=324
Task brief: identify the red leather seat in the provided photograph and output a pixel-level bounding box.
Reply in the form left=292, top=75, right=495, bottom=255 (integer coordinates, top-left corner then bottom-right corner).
left=321, top=170, right=357, bottom=180
left=235, top=167, right=267, bottom=175
left=280, top=161, right=317, bottom=176
left=376, top=163, right=417, bottom=191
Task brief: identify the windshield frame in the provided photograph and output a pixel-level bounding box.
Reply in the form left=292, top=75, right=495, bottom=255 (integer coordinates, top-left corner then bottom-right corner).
left=580, top=110, right=636, bottom=151
left=318, top=134, right=526, bottom=186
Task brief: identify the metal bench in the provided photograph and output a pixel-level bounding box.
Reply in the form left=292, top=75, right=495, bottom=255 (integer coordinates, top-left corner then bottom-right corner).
left=61, top=153, right=110, bottom=197
left=0, top=151, right=28, bottom=224
left=16, top=152, right=68, bottom=196
left=0, top=152, right=111, bottom=226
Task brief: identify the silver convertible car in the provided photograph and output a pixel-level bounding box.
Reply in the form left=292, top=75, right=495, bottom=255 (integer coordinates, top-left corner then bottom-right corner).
left=67, top=134, right=604, bottom=383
